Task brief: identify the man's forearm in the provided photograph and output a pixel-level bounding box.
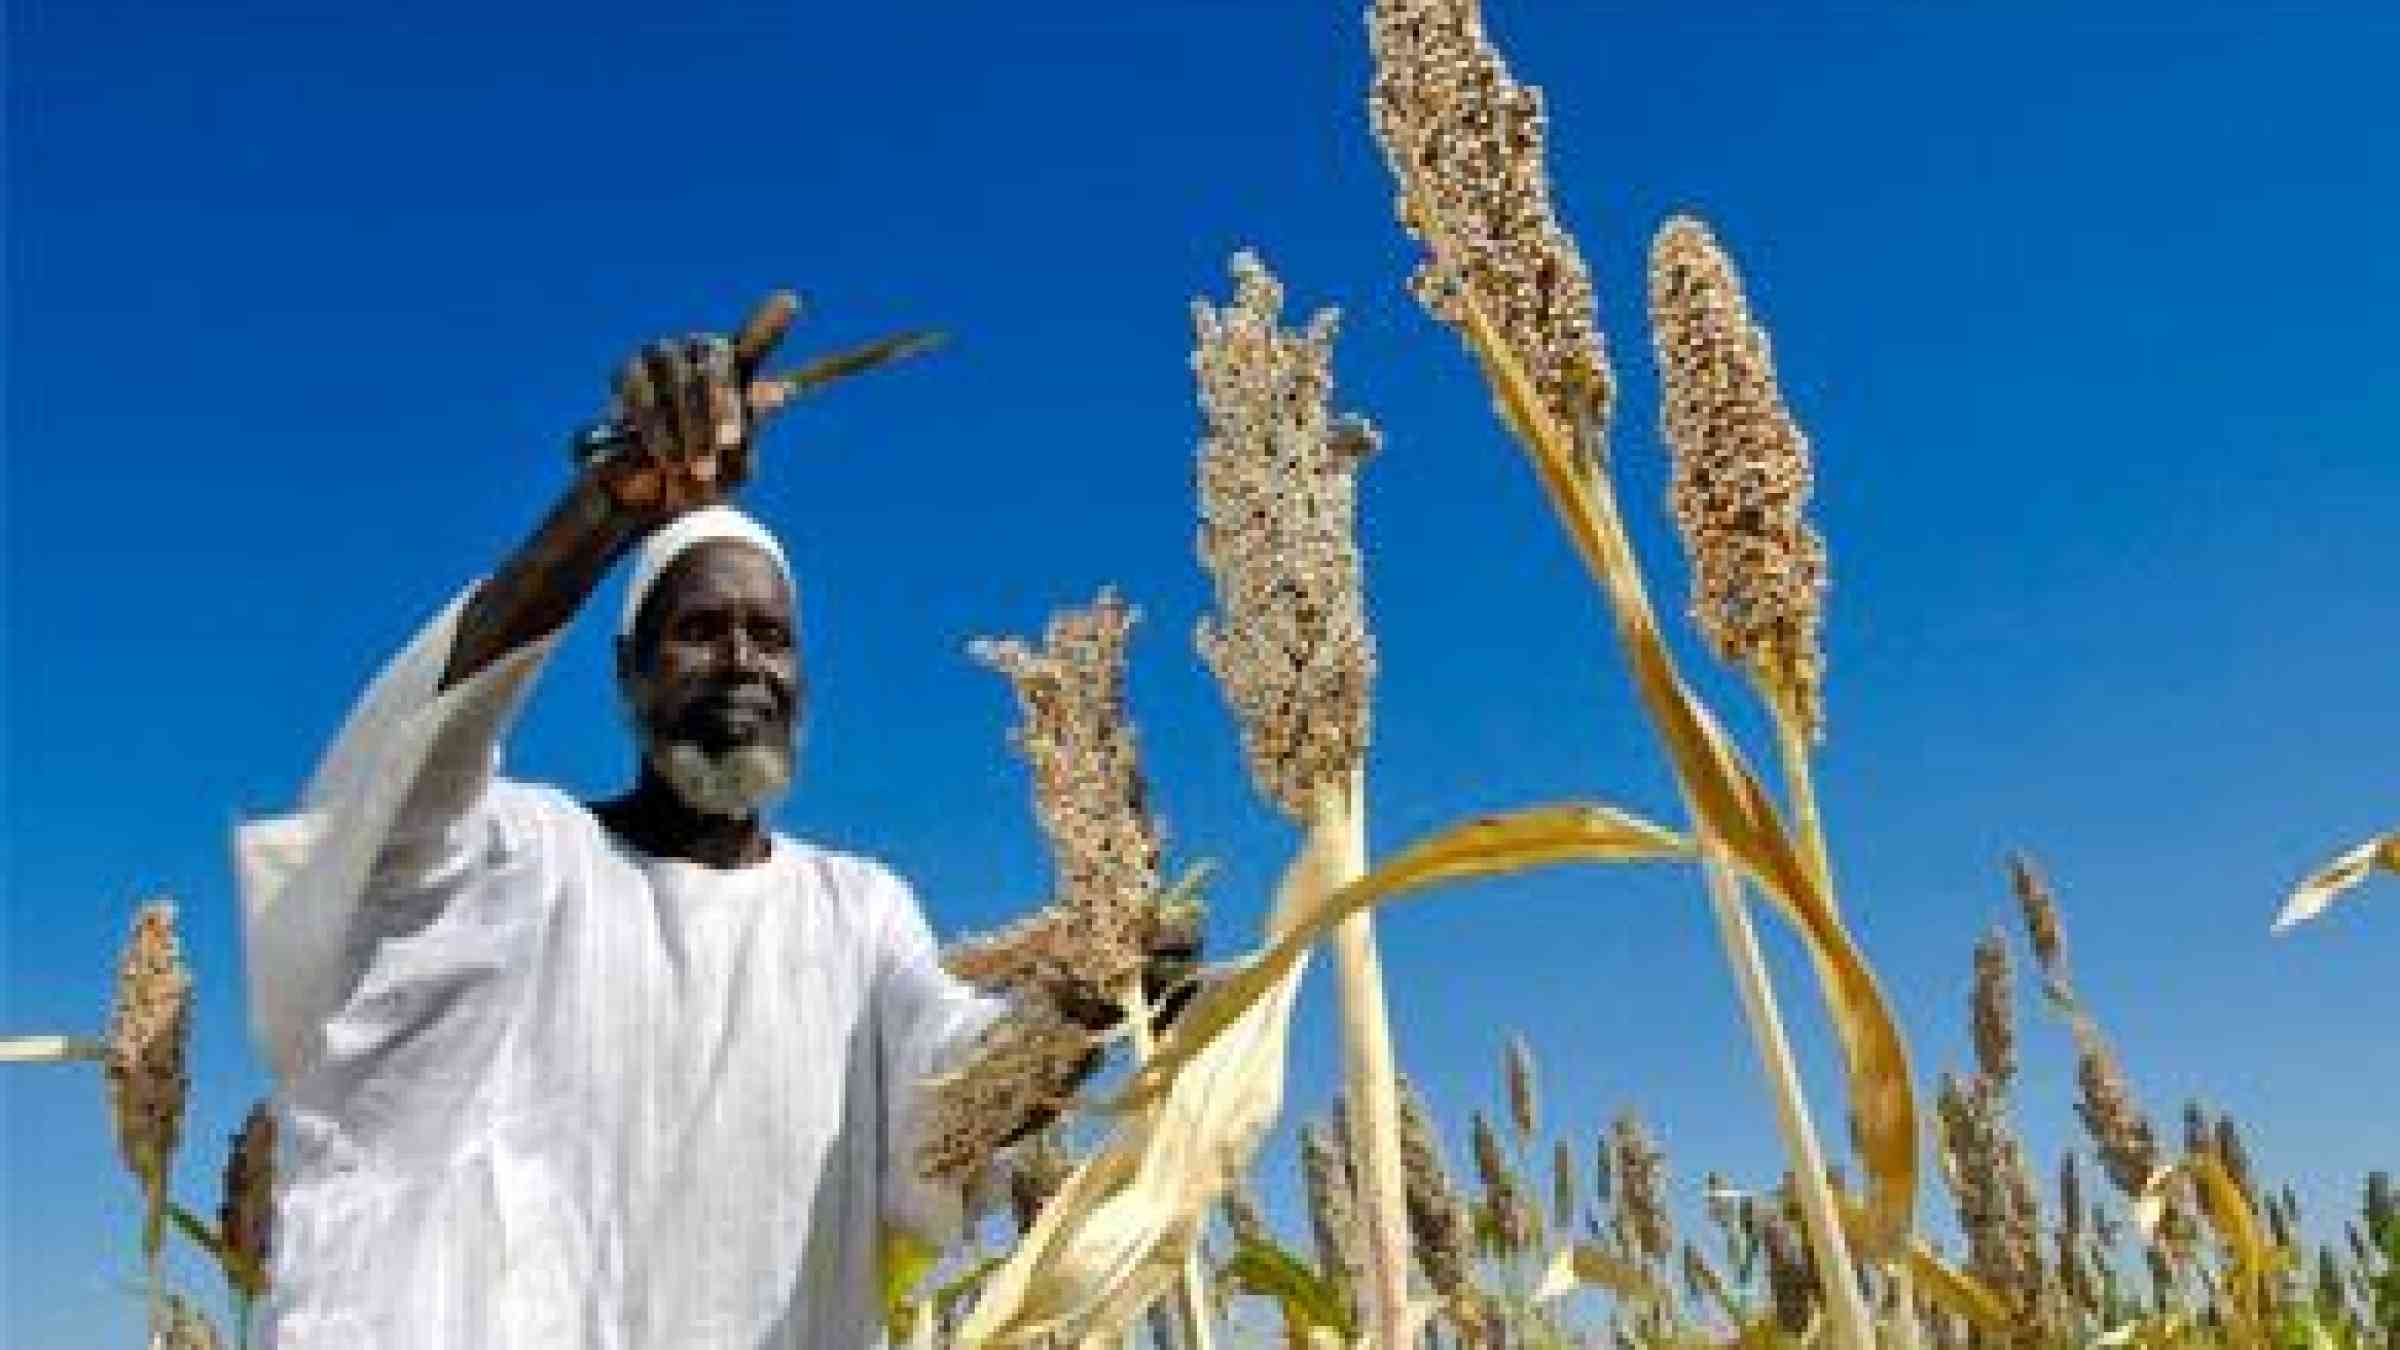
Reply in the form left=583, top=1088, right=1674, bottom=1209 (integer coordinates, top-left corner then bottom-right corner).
left=440, top=475, right=641, bottom=691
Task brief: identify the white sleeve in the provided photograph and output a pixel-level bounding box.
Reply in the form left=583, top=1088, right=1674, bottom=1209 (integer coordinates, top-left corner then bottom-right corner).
left=231, top=580, right=563, bottom=1084
left=867, top=866, right=1012, bottom=1246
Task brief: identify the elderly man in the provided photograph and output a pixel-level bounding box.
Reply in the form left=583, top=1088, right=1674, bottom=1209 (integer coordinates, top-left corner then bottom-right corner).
left=233, top=304, right=1172, bottom=1348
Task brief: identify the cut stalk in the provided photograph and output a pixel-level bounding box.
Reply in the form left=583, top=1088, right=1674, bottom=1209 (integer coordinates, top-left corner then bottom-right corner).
left=1322, top=767, right=1413, bottom=1350
left=1694, top=830, right=1875, bottom=1349
left=1123, top=981, right=1214, bottom=1350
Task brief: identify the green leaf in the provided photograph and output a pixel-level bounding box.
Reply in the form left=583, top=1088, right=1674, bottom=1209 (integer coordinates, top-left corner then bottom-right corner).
left=1221, top=1233, right=1356, bottom=1342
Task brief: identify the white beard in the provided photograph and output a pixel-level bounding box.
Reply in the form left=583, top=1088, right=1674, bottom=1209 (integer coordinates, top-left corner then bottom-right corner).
left=642, top=730, right=796, bottom=821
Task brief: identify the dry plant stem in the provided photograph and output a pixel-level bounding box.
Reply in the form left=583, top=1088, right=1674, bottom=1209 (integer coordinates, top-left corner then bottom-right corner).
left=1121, top=982, right=1214, bottom=1350
left=1322, top=766, right=1412, bottom=1350
left=1697, top=830, right=1875, bottom=1349
left=1459, top=277, right=1886, bottom=1335
left=1764, top=689, right=1836, bottom=915
left=1764, top=686, right=1921, bottom=1350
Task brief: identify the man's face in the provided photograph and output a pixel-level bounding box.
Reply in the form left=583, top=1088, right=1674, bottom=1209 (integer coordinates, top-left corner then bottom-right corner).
left=618, top=541, right=803, bottom=816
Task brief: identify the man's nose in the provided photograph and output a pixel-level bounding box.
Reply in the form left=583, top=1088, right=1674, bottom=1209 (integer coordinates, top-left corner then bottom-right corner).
left=714, top=627, right=764, bottom=673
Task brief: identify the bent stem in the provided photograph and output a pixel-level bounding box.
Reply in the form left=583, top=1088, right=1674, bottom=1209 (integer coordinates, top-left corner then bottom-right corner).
left=1695, top=830, right=1875, bottom=1350
left=1761, top=686, right=1920, bottom=1350
left=1321, top=766, right=1412, bottom=1350
left=1122, top=981, right=1215, bottom=1350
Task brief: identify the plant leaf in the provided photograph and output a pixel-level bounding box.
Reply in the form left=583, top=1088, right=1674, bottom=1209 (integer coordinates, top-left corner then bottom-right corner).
left=1451, top=286, right=1921, bottom=1262
left=1834, top=1188, right=2010, bottom=1334
left=1222, top=1233, right=1356, bottom=1340
left=167, top=1202, right=228, bottom=1263
left=1530, top=1242, right=1662, bottom=1305
left=957, top=804, right=1350, bottom=1347
left=0, top=1034, right=106, bottom=1063
left=880, top=1226, right=939, bottom=1342
left=2273, top=830, right=2400, bottom=932
left=1113, top=802, right=1688, bottom=1111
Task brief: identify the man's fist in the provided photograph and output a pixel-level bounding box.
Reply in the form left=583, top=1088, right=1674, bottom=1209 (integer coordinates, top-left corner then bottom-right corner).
left=590, top=293, right=797, bottom=524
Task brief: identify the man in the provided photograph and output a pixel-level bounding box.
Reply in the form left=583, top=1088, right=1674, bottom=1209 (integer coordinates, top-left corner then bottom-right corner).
left=233, top=302, right=1168, bottom=1347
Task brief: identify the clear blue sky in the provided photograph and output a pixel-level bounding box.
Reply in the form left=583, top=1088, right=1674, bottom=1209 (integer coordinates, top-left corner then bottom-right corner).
left=7, top=1, right=2395, bottom=1343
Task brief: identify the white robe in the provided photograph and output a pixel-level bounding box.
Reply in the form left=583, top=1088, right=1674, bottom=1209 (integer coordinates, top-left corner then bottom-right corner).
left=232, top=584, right=1007, bottom=1349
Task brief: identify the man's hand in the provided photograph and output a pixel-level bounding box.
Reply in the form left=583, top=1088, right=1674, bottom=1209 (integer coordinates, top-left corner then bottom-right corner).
left=990, top=931, right=1208, bottom=1151
left=591, top=293, right=798, bottom=526
left=1048, top=930, right=1207, bottom=1039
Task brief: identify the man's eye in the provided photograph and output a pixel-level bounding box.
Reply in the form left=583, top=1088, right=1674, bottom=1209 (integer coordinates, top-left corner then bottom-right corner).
left=752, top=622, right=791, bottom=650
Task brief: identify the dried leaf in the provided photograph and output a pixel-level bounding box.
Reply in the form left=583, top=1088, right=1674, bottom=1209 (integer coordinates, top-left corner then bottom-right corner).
left=1530, top=1242, right=1663, bottom=1305
left=2092, top=1311, right=2197, bottom=1348
left=1114, top=802, right=1688, bottom=1110
left=1834, top=1190, right=2011, bottom=1335
left=2136, top=1153, right=2275, bottom=1279
left=2273, top=830, right=2400, bottom=932
left=957, top=803, right=1350, bottom=1347
left=0, top=1034, right=106, bottom=1063
left=1451, top=285, right=1921, bottom=1261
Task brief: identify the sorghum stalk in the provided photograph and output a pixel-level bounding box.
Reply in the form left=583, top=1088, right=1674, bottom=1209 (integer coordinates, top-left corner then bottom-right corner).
left=1191, top=251, right=1403, bottom=1350
left=1650, top=214, right=1898, bottom=1350
left=1319, top=770, right=1404, bottom=1347
left=1694, top=831, right=1877, bottom=1345
left=966, top=590, right=1217, bottom=1345
left=1365, top=6, right=1916, bottom=1343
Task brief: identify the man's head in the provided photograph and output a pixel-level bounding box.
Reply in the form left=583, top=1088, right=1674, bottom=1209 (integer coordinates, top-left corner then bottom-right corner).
left=615, top=512, right=803, bottom=820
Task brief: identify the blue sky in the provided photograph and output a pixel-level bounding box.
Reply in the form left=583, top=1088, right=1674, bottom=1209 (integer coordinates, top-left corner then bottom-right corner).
left=7, top=1, right=2396, bottom=1343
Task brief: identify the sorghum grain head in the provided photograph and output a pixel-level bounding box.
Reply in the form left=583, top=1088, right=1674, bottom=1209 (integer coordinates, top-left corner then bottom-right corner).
left=917, top=1002, right=1096, bottom=1183
left=2072, top=1022, right=2161, bottom=1198
left=1395, top=1078, right=1474, bottom=1300
left=1191, top=251, right=1378, bottom=818
left=1503, top=1033, right=1538, bottom=1143
left=2315, top=1245, right=2347, bottom=1319
left=1761, top=1212, right=1815, bottom=1334
left=2363, top=1171, right=2394, bottom=1234
left=970, top=589, right=1162, bottom=1000
left=1970, top=925, right=2017, bottom=1089
left=106, top=899, right=192, bottom=1202
left=1301, top=1117, right=1367, bottom=1317
left=219, top=1100, right=275, bottom=1299
left=2059, top=1152, right=2084, bottom=1241
left=1008, top=1128, right=1074, bottom=1232
left=2008, top=852, right=2070, bottom=991
left=2212, top=1114, right=2258, bottom=1207
left=1364, top=0, right=1613, bottom=444
left=1551, top=1138, right=1578, bottom=1232
left=1610, top=1111, right=1672, bottom=1262
left=1649, top=214, right=1830, bottom=739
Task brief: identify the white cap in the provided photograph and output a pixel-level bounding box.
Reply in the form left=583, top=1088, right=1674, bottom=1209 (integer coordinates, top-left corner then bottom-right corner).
left=618, top=505, right=796, bottom=639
